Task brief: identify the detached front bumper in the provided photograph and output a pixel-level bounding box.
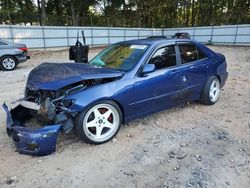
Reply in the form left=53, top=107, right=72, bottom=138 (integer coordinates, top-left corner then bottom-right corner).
left=3, top=103, right=62, bottom=156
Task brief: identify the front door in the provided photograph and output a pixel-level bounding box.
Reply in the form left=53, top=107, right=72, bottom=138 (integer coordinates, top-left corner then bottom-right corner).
left=129, top=45, right=182, bottom=118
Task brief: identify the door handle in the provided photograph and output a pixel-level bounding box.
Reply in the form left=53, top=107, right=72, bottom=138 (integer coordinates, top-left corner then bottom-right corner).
left=171, top=70, right=180, bottom=76
left=201, top=63, right=209, bottom=68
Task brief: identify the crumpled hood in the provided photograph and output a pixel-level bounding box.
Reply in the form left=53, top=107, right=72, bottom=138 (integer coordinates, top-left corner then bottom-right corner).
left=27, top=63, right=124, bottom=90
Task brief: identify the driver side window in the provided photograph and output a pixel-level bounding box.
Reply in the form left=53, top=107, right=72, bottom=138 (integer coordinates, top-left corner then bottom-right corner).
left=149, top=45, right=176, bottom=70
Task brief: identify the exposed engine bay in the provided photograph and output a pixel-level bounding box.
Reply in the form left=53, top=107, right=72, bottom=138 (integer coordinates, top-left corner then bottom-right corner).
left=24, top=78, right=114, bottom=133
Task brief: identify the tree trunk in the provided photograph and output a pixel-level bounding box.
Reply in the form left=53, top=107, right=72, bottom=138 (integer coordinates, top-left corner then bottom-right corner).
left=37, top=0, right=42, bottom=25
left=209, top=0, right=213, bottom=25
left=186, top=1, right=190, bottom=26
left=71, top=1, right=77, bottom=26
left=191, top=0, right=195, bottom=26
left=41, top=0, right=46, bottom=25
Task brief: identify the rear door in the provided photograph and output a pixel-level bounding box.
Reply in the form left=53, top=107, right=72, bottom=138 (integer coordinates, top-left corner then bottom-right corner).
left=177, top=42, right=211, bottom=101
left=0, top=41, right=8, bottom=57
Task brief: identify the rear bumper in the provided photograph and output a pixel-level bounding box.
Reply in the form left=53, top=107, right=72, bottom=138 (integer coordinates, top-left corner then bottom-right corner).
left=15, top=54, right=30, bottom=63
left=3, top=103, right=61, bottom=156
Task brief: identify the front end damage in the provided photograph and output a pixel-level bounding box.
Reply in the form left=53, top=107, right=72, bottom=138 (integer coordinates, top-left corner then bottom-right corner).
left=3, top=104, right=61, bottom=156
left=2, top=85, right=82, bottom=156
left=3, top=63, right=124, bottom=156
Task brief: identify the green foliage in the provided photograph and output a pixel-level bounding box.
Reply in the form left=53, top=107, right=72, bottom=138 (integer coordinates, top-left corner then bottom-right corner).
left=0, top=0, right=37, bottom=24
left=0, top=0, right=249, bottom=27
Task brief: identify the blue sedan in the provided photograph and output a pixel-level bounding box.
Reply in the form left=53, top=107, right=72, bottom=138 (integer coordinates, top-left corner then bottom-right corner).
left=3, top=38, right=228, bottom=156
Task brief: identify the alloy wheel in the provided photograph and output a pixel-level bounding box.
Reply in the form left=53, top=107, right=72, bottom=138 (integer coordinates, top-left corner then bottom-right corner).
left=209, top=79, right=220, bottom=102
left=2, top=58, right=16, bottom=70
left=83, top=103, right=120, bottom=142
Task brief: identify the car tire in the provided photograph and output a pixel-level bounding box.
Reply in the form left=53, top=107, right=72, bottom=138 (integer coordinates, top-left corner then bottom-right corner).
left=200, top=76, right=221, bottom=105
left=0, top=56, right=18, bottom=71
left=75, top=100, right=122, bottom=144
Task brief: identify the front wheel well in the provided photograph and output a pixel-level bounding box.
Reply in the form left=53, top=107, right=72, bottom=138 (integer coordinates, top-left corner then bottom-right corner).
left=76, top=99, right=125, bottom=123
left=111, top=99, right=125, bottom=123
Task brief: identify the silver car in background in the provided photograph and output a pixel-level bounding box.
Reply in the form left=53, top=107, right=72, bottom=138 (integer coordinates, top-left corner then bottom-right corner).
left=0, top=39, right=30, bottom=71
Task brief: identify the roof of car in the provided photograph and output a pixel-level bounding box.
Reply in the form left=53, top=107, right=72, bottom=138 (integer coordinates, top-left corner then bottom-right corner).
left=116, top=38, right=194, bottom=46
left=116, top=38, right=218, bottom=58
left=0, top=39, right=13, bottom=45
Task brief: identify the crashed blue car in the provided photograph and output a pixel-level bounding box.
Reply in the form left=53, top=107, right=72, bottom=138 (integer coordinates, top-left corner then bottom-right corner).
left=3, top=38, right=228, bottom=156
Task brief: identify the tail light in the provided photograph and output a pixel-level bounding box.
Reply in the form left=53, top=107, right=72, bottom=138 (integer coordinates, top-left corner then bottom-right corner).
left=19, top=47, right=28, bottom=52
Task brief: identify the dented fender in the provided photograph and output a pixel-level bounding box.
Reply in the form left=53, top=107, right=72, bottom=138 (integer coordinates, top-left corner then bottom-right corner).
left=3, top=103, right=62, bottom=156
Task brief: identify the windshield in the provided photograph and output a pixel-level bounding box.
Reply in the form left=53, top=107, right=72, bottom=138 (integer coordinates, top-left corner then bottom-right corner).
left=89, top=44, right=148, bottom=71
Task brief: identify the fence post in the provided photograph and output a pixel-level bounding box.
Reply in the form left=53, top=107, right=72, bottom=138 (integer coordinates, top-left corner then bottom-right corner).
left=66, top=27, right=69, bottom=47
left=124, top=29, right=127, bottom=41
left=234, top=25, right=239, bottom=45
left=9, top=25, right=14, bottom=43
left=108, top=27, right=110, bottom=45
left=137, top=28, right=140, bottom=39
left=210, top=25, right=214, bottom=44
left=124, top=28, right=126, bottom=41
left=193, top=26, right=196, bottom=40
left=41, top=26, right=46, bottom=50
left=90, top=27, right=94, bottom=46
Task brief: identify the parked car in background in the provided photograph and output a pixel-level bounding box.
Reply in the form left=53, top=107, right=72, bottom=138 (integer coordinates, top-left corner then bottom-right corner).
left=173, top=32, right=190, bottom=39
left=3, top=38, right=228, bottom=156
left=0, top=39, right=30, bottom=71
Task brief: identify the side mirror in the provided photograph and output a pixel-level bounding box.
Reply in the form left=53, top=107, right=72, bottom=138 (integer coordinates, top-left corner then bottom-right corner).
left=141, top=64, right=155, bottom=75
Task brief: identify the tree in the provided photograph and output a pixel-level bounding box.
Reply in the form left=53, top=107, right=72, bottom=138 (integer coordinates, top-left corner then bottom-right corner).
left=0, top=0, right=37, bottom=25
left=0, top=0, right=249, bottom=27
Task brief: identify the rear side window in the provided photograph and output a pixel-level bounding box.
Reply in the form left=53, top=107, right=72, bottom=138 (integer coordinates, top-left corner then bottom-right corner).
left=149, top=46, right=176, bottom=69
left=197, top=47, right=207, bottom=59
left=179, top=43, right=198, bottom=64
left=0, top=42, right=6, bottom=45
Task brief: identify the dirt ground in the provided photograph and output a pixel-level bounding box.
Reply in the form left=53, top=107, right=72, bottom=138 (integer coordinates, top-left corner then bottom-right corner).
left=0, top=46, right=249, bottom=188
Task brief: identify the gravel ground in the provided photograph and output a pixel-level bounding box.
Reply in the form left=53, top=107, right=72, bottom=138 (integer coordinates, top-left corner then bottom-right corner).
left=0, top=46, right=249, bottom=188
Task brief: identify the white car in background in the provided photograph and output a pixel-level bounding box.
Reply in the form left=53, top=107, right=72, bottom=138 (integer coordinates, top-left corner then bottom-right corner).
left=0, top=39, right=30, bottom=71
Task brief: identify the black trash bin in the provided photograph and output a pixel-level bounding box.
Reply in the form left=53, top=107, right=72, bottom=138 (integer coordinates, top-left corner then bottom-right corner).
left=69, top=31, right=89, bottom=63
